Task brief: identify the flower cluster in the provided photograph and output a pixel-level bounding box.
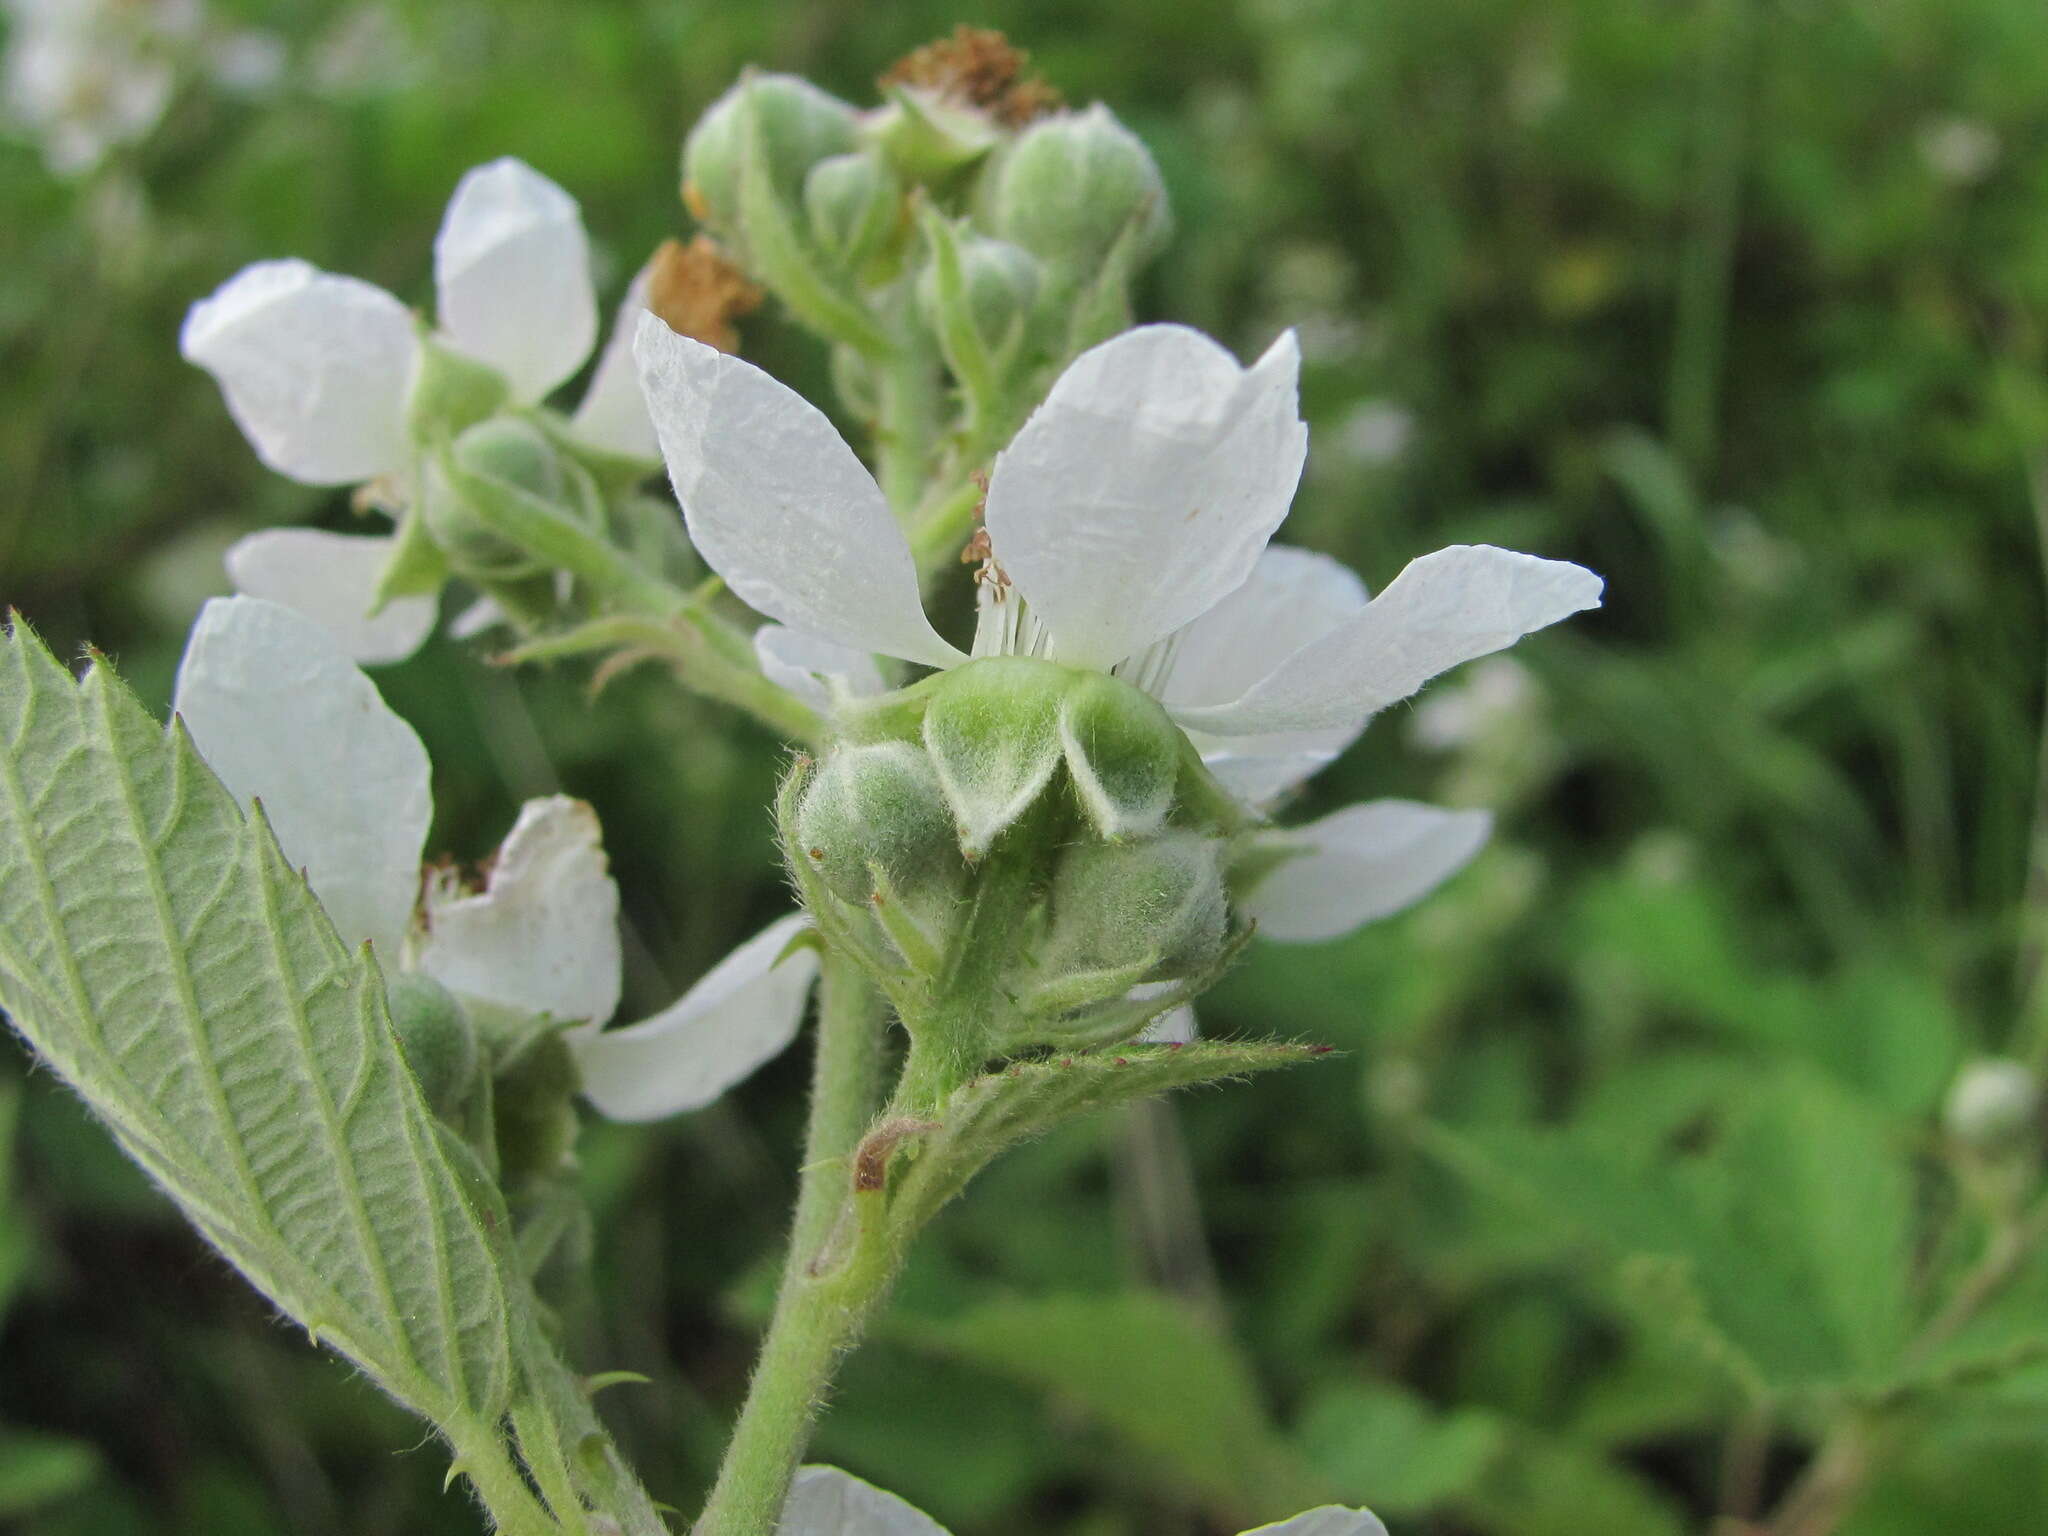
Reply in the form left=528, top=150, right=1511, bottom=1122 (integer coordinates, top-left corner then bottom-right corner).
left=172, top=594, right=818, bottom=1129
left=630, top=315, right=1600, bottom=1055
left=181, top=157, right=662, bottom=663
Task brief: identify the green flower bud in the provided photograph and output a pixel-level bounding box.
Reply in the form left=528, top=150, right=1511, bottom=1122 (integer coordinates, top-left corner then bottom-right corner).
left=917, top=233, right=1040, bottom=362
left=795, top=741, right=964, bottom=907
left=922, top=657, right=1068, bottom=859
left=1057, top=670, right=1179, bottom=842
left=992, top=104, right=1172, bottom=270
left=804, top=152, right=900, bottom=272
left=1040, top=843, right=1228, bottom=1011
left=1944, top=1057, right=2040, bottom=1148
left=422, top=416, right=602, bottom=581
left=388, top=972, right=479, bottom=1119
left=1044, top=832, right=1229, bottom=986
left=683, top=74, right=860, bottom=240
left=493, top=1031, right=581, bottom=1190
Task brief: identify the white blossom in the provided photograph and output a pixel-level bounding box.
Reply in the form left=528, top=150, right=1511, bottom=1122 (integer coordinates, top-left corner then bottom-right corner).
left=172, top=595, right=817, bottom=1119
left=633, top=317, right=1600, bottom=953
left=2, top=0, right=196, bottom=176
left=181, top=159, right=660, bottom=663
left=774, top=1468, right=1386, bottom=1536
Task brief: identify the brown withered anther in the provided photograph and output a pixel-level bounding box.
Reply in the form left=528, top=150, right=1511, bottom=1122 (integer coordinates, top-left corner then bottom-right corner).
left=880, top=26, right=1062, bottom=128
left=648, top=235, right=764, bottom=354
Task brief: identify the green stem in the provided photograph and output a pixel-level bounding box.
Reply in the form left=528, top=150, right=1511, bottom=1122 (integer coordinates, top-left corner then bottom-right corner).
left=692, top=954, right=893, bottom=1536
left=446, top=1418, right=563, bottom=1536
left=788, top=955, right=890, bottom=1265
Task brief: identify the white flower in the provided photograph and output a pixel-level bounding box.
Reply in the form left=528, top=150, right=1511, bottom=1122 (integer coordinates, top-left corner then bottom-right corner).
left=632, top=316, right=1600, bottom=957
left=2, top=0, right=198, bottom=176
left=775, top=1467, right=1386, bottom=1536
left=172, top=595, right=818, bottom=1122
left=181, top=158, right=660, bottom=664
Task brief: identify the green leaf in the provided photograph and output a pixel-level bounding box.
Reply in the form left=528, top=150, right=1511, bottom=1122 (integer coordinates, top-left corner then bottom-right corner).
left=0, top=619, right=513, bottom=1430
left=887, top=1040, right=1324, bottom=1237
left=903, top=1290, right=1321, bottom=1519
left=1296, top=1382, right=1504, bottom=1517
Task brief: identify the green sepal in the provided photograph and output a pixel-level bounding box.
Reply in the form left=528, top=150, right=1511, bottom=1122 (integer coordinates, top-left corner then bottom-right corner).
left=1058, top=670, right=1180, bottom=842
left=406, top=330, right=511, bottom=445
left=921, top=657, right=1067, bottom=859
left=868, top=84, right=1000, bottom=187
left=369, top=502, right=450, bottom=606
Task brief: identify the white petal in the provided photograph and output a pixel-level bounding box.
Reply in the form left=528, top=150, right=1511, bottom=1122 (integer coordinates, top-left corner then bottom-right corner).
left=776, top=1466, right=951, bottom=1536
left=753, top=624, right=888, bottom=712
left=633, top=316, right=964, bottom=669
left=983, top=325, right=1308, bottom=669
left=1197, top=748, right=1341, bottom=805
left=449, top=596, right=509, bottom=641
left=1181, top=546, right=1603, bottom=737
left=1245, top=801, right=1492, bottom=944
left=1164, top=544, right=1372, bottom=803
left=173, top=596, right=430, bottom=958
left=1138, top=1003, right=1197, bottom=1044
left=570, top=914, right=819, bottom=1122
left=225, top=528, right=438, bottom=665
left=433, top=158, right=598, bottom=402
left=180, top=259, right=417, bottom=485
left=1238, top=1508, right=1389, bottom=1536
left=416, top=796, right=621, bottom=1025
left=569, top=260, right=659, bottom=459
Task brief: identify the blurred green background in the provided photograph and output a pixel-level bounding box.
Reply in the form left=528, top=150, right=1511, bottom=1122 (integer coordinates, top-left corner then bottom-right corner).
left=7, top=0, right=2048, bottom=1532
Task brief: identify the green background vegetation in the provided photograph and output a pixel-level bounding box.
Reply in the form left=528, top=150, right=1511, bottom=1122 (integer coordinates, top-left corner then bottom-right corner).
left=6, top=0, right=2048, bottom=1531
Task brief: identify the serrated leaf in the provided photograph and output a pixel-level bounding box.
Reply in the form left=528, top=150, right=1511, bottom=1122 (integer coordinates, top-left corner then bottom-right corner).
left=889, top=1041, right=1323, bottom=1235
left=0, top=619, right=512, bottom=1428
left=902, top=1291, right=1322, bottom=1519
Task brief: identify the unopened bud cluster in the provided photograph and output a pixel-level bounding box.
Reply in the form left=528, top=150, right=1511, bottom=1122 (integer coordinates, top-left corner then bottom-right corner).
left=784, top=658, right=1244, bottom=1076
left=681, top=42, right=1170, bottom=448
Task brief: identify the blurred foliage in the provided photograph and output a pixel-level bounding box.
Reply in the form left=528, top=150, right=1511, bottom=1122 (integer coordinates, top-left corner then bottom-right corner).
left=6, top=0, right=2048, bottom=1532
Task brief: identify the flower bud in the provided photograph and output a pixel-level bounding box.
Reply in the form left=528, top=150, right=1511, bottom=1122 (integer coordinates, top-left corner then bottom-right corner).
left=682, top=74, right=860, bottom=241
left=991, top=104, right=1171, bottom=271
left=387, top=972, right=479, bottom=1119
left=794, top=741, right=964, bottom=907
left=492, top=1031, right=581, bottom=1189
left=804, top=152, right=900, bottom=272
left=422, top=416, right=601, bottom=581
left=1944, top=1057, right=2040, bottom=1148
left=917, top=233, right=1040, bottom=362
left=1044, top=833, right=1229, bottom=986
left=921, top=657, right=1068, bottom=859
left=1057, top=670, right=1179, bottom=842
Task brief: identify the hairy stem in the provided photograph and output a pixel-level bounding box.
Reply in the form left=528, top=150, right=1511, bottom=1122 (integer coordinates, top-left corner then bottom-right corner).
left=788, top=955, right=890, bottom=1266
left=447, top=1418, right=564, bottom=1536
left=691, top=954, right=893, bottom=1536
